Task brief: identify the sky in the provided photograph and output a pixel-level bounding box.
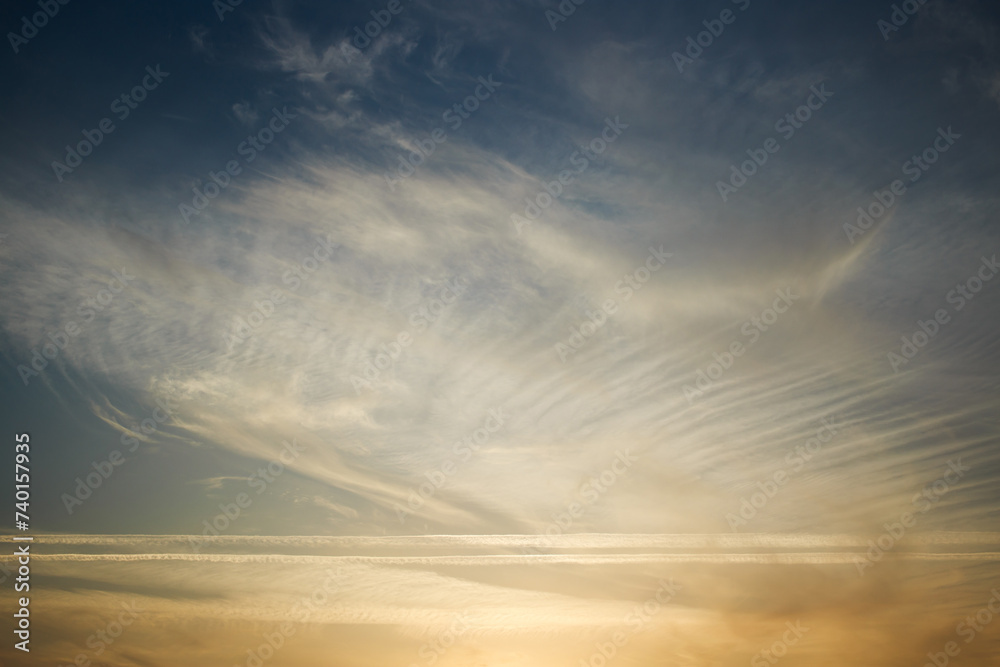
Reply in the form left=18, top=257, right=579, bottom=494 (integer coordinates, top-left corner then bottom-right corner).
left=1, top=0, right=999, bottom=665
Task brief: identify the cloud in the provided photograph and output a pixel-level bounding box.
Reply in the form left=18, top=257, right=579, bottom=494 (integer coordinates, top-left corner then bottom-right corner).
left=7, top=532, right=1000, bottom=666
left=232, top=101, right=260, bottom=126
